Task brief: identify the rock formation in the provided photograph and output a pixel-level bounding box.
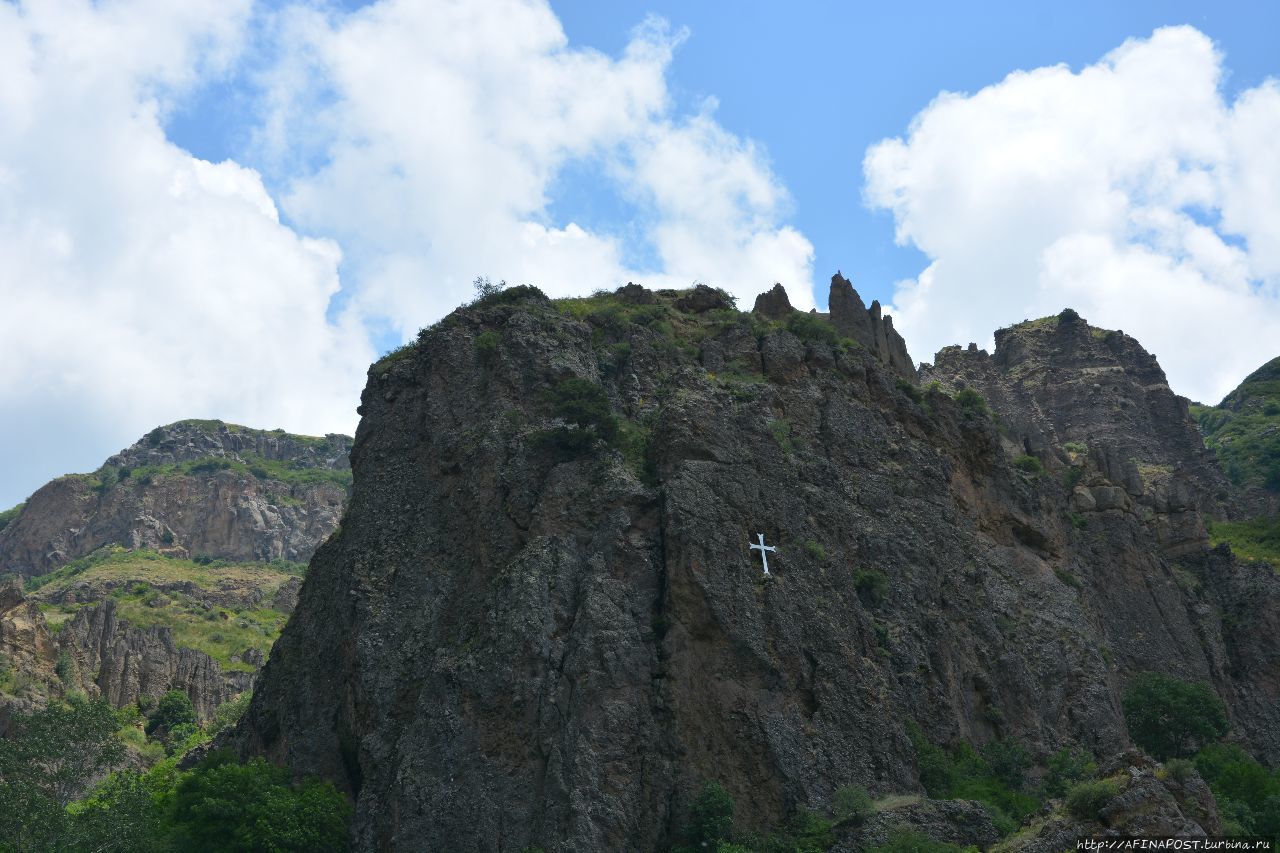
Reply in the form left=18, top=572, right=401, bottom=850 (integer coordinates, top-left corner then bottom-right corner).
left=920, top=310, right=1233, bottom=554
left=230, top=283, right=1280, bottom=851
left=0, top=578, right=60, bottom=719
left=0, top=420, right=352, bottom=578
left=753, top=275, right=916, bottom=380
left=999, top=750, right=1221, bottom=852
left=60, top=599, right=247, bottom=720
left=0, top=419, right=351, bottom=724
left=827, top=273, right=916, bottom=380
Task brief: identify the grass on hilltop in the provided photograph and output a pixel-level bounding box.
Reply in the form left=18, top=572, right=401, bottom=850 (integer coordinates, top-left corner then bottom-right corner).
left=26, top=548, right=297, bottom=671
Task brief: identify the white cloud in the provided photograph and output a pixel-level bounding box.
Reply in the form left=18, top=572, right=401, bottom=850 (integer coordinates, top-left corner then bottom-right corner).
left=257, top=0, right=813, bottom=332
left=0, top=0, right=374, bottom=507
left=0, top=0, right=813, bottom=508
left=865, top=26, right=1280, bottom=403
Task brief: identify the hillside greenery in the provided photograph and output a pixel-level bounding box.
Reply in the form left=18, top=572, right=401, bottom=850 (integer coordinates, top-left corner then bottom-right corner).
left=26, top=548, right=296, bottom=671
left=1193, top=356, right=1280, bottom=493
left=0, top=695, right=350, bottom=851
left=0, top=503, right=22, bottom=534
left=84, top=450, right=352, bottom=494
left=1207, top=518, right=1280, bottom=567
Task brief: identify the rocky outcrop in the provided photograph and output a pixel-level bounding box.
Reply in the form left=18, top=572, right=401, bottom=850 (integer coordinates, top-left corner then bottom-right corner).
left=832, top=799, right=1000, bottom=851
left=0, top=420, right=352, bottom=577
left=1001, top=751, right=1220, bottom=853
left=0, top=578, right=60, bottom=718
left=752, top=282, right=793, bottom=319
left=752, top=276, right=916, bottom=380
left=58, top=599, right=245, bottom=720
left=231, top=284, right=1280, bottom=851
left=921, top=310, right=1233, bottom=554
left=827, top=273, right=916, bottom=380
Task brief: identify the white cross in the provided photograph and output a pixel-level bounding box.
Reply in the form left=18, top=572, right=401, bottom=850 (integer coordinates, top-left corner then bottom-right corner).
left=750, top=533, right=778, bottom=576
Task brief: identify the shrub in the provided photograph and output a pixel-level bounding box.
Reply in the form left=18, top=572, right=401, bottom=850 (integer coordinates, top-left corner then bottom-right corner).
left=1013, top=454, right=1045, bottom=476
left=544, top=378, right=618, bottom=444
left=210, top=692, right=253, bottom=737
left=1162, top=758, right=1196, bottom=783
left=471, top=275, right=505, bottom=302
left=955, top=387, right=988, bottom=417
left=1065, top=778, right=1120, bottom=820
left=1193, top=742, right=1280, bottom=826
left=145, top=690, right=197, bottom=738
left=1043, top=748, right=1096, bottom=798
left=1122, top=672, right=1228, bottom=760
left=1063, top=467, right=1085, bottom=489
left=767, top=418, right=795, bottom=454
left=896, top=378, right=924, bottom=403
left=982, top=739, right=1031, bottom=789
left=171, top=751, right=351, bottom=852
left=686, top=781, right=734, bottom=850
left=55, top=651, right=73, bottom=684
left=803, top=540, right=827, bottom=562
left=1054, top=568, right=1082, bottom=589
left=832, top=784, right=874, bottom=823
left=854, top=569, right=889, bottom=607
left=0, top=503, right=24, bottom=534
left=475, top=330, right=501, bottom=364
left=786, top=312, right=839, bottom=346
left=904, top=724, right=1040, bottom=835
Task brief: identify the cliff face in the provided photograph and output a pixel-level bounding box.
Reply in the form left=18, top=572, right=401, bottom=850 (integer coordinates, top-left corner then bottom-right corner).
left=233, top=284, right=1280, bottom=851
left=0, top=579, right=60, bottom=719
left=58, top=599, right=248, bottom=720
left=0, top=420, right=348, bottom=723
left=753, top=274, right=916, bottom=380
left=920, top=310, right=1233, bottom=555
left=0, top=420, right=352, bottom=578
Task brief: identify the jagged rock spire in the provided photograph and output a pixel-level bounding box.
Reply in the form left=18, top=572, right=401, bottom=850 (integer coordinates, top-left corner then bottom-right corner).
left=752, top=283, right=792, bottom=319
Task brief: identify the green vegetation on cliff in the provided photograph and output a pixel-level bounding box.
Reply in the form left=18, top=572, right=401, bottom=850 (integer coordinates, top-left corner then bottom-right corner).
left=1207, top=518, right=1280, bottom=566
left=0, top=696, right=350, bottom=851
left=1122, top=672, right=1228, bottom=760
left=26, top=548, right=295, bottom=671
left=0, top=503, right=22, bottom=534
left=87, top=451, right=352, bottom=493
left=1193, top=356, right=1280, bottom=493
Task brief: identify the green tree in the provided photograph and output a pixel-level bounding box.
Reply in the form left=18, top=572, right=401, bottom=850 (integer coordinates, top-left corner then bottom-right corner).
left=0, top=695, right=124, bottom=806
left=171, top=751, right=350, bottom=852
left=146, top=690, right=197, bottom=739
left=832, top=784, right=874, bottom=823
left=1122, top=673, right=1228, bottom=759
left=69, top=770, right=168, bottom=853
left=1043, top=747, right=1096, bottom=798
left=0, top=696, right=124, bottom=851
left=686, top=781, right=734, bottom=850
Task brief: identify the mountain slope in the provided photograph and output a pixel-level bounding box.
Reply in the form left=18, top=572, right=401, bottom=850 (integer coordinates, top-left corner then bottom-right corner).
left=231, top=282, right=1280, bottom=851
left=0, top=420, right=351, bottom=578
left=1193, top=356, right=1280, bottom=525
left=0, top=421, right=351, bottom=721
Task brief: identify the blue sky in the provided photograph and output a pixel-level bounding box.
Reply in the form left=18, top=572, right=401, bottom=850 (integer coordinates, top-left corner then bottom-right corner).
left=163, top=0, right=1280, bottom=312
left=1, top=0, right=1279, bottom=509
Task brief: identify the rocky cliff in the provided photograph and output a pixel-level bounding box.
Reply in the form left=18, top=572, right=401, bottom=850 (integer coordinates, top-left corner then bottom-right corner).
left=919, top=310, right=1233, bottom=555
left=0, top=420, right=350, bottom=725
left=0, top=420, right=352, bottom=578
left=231, top=283, right=1280, bottom=851
left=753, top=274, right=916, bottom=380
